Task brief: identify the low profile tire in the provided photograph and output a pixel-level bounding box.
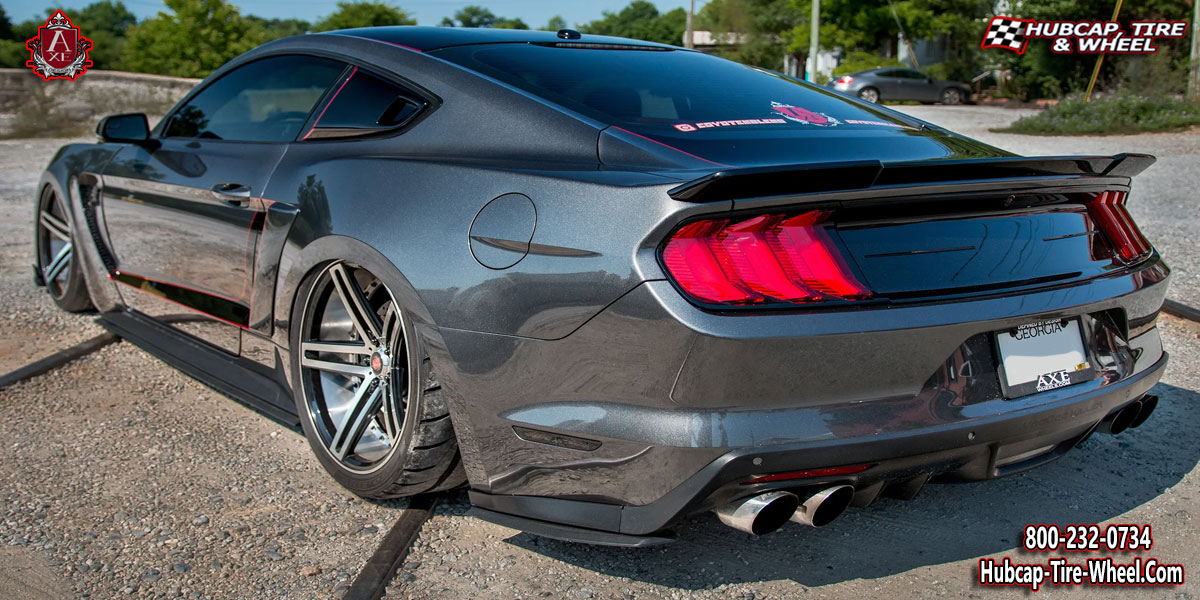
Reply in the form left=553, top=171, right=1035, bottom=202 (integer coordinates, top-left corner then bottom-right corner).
left=35, top=186, right=92, bottom=312
left=941, top=88, right=963, bottom=105
left=858, top=87, right=880, bottom=103
left=291, top=260, right=465, bottom=499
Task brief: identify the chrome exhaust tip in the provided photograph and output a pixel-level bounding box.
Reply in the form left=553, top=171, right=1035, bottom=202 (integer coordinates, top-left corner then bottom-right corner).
left=714, top=491, right=799, bottom=536
left=1100, top=400, right=1142, bottom=435
left=790, top=485, right=855, bottom=527
left=1129, top=394, right=1158, bottom=429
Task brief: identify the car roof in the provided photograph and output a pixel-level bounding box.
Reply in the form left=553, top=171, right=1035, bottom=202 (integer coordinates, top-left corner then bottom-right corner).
left=324, top=26, right=678, bottom=53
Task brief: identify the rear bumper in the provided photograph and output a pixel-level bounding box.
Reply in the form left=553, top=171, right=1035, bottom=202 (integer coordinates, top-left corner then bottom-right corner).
left=429, top=256, right=1169, bottom=540
left=470, top=350, right=1166, bottom=543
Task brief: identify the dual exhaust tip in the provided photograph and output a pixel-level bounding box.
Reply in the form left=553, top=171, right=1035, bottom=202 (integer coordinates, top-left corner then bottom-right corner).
left=717, top=394, right=1161, bottom=536
left=1099, top=393, right=1158, bottom=436
left=715, top=485, right=855, bottom=536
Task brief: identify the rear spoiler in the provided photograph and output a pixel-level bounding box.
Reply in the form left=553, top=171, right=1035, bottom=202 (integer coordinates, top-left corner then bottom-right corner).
left=667, top=153, right=1156, bottom=203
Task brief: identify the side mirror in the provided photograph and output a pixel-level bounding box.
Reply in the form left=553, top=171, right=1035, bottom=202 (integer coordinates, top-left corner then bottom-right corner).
left=97, top=113, right=150, bottom=144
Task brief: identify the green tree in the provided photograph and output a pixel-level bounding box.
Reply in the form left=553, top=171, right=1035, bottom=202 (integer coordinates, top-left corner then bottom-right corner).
left=441, top=6, right=494, bottom=27
left=0, top=2, right=139, bottom=69
left=249, top=16, right=311, bottom=41
left=541, top=15, right=567, bottom=31
left=0, top=6, right=25, bottom=67
left=0, top=5, right=14, bottom=39
left=913, top=0, right=991, bottom=82
left=696, top=0, right=986, bottom=77
left=580, top=1, right=687, bottom=45
left=10, top=16, right=39, bottom=43
left=440, top=6, right=528, bottom=29
left=0, top=40, right=24, bottom=68
left=68, top=1, right=138, bottom=35
left=49, top=1, right=139, bottom=69
left=696, top=0, right=801, bottom=68
left=121, top=0, right=265, bottom=77
left=492, top=17, right=529, bottom=29
left=313, top=1, right=415, bottom=32
left=1008, top=0, right=1192, bottom=99
left=786, top=0, right=990, bottom=82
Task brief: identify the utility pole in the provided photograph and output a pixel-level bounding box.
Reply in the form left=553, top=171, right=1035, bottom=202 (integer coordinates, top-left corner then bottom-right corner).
left=1189, top=0, right=1199, bottom=103
left=887, top=0, right=918, bottom=68
left=685, top=0, right=695, bottom=49
left=806, top=0, right=820, bottom=81
left=1084, top=0, right=1124, bottom=102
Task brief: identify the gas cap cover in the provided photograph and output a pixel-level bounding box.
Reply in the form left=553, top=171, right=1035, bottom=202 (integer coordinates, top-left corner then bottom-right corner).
left=468, top=193, right=536, bottom=269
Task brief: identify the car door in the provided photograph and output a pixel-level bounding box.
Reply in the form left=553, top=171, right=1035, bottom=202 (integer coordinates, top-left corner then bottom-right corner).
left=100, top=54, right=346, bottom=353
left=900, top=69, right=939, bottom=102
left=871, top=69, right=906, bottom=99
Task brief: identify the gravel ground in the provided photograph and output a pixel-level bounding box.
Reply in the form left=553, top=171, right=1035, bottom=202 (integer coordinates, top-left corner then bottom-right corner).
left=0, top=138, right=105, bottom=374
left=1, top=109, right=1198, bottom=600
left=0, top=343, right=424, bottom=599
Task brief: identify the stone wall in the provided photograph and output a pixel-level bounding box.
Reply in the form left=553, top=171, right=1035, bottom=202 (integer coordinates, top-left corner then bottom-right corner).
left=0, top=68, right=200, bottom=137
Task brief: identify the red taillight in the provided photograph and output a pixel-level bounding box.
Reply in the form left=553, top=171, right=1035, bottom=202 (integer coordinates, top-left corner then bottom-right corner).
left=1087, top=191, right=1151, bottom=263
left=661, top=210, right=871, bottom=306
left=835, top=75, right=854, bottom=85
left=746, top=464, right=872, bottom=484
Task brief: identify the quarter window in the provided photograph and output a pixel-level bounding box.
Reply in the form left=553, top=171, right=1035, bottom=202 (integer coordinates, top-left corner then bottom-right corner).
left=164, top=55, right=345, bottom=142
left=303, top=68, right=426, bottom=140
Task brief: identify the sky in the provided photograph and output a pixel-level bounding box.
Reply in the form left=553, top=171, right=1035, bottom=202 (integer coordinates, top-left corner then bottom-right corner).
left=5, top=0, right=695, bottom=29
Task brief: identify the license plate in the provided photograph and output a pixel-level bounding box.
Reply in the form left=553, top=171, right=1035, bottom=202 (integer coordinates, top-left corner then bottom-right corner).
left=995, top=318, right=1093, bottom=397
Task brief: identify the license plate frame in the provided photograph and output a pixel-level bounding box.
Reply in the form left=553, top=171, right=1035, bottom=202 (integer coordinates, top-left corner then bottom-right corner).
left=995, top=317, right=1095, bottom=398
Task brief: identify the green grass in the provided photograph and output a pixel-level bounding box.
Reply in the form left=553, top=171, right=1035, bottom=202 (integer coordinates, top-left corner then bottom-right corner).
left=995, top=93, right=1200, bottom=136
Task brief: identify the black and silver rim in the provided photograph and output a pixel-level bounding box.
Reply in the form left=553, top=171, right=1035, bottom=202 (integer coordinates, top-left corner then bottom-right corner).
left=37, top=187, right=73, bottom=298
left=859, top=88, right=879, bottom=103
left=943, top=89, right=960, bottom=104
left=298, top=262, right=414, bottom=474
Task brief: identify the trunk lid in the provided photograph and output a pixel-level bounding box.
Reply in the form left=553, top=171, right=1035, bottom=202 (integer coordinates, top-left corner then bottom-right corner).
left=655, top=155, right=1157, bottom=307
left=836, top=205, right=1113, bottom=298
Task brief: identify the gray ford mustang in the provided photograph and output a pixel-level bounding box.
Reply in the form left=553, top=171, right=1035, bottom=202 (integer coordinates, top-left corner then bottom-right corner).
left=35, top=27, right=1168, bottom=546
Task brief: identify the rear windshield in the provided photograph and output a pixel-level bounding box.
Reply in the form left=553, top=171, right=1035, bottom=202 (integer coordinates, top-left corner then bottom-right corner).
left=431, top=43, right=916, bottom=135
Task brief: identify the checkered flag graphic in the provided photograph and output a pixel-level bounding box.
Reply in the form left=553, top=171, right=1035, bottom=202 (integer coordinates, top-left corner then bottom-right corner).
left=981, top=16, right=1032, bottom=54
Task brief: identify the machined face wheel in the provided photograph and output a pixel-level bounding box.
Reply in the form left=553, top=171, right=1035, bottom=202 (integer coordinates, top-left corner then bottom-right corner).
left=37, top=187, right=74, bottom=299
left=298, top=261, right=414, bottom=474
left=942, top=88, right=962, bottom=105
left=858, top=87, right=880, bottom=103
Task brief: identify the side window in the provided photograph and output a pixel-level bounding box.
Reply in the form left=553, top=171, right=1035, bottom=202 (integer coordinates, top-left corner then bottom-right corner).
left=164, top=55, right=345, bottom=142
left=875, top=69, right=900, bottom=78
left=303, top=68, right=427, bottom=140
left=901, top=70, right=927, bottom=80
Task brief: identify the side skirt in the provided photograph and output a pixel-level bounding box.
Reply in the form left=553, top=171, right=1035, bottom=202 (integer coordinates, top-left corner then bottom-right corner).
left=100, top=309, right=299, bottom=427
left=466, top=507, right=675, bottom=547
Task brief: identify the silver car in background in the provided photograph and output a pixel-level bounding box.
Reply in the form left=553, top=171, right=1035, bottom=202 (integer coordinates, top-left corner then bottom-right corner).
left=828, top=67, right=972, bottom=104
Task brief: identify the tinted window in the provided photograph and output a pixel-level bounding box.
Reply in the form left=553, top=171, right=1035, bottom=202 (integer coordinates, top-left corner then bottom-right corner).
left=304, top=68, right=425, bottom=139
left=897, top=70, right=927, bottom=79
left=875, top=69, right=902, bottom=78
left=164, top=55, right=344, bottom=142
left=432, top=44, right=913, bottom=136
